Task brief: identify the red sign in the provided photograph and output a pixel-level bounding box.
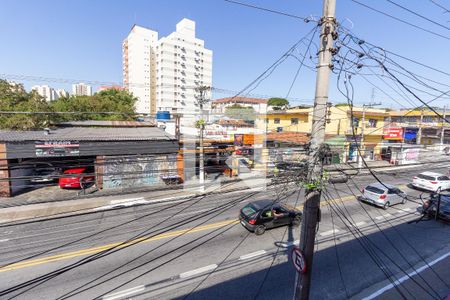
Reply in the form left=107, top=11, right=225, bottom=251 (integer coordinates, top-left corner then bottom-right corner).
left=292, top=246, right=306, bottom=274
left=383, top=128, right=403, bottom=140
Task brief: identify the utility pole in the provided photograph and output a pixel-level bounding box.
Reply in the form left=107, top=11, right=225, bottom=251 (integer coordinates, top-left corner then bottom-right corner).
left=294, top=0, right=336, bottom=299
left=358, top=102, right=381, bottom=168
left=195, top=86, right=211, bottom=186
left=417, top=108, right=424, bottom=145
left=440, top=105, right=447, bottom=145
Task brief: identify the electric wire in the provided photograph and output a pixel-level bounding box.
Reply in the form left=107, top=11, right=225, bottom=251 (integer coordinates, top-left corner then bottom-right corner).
left=350, top=0, right=450, bottom=41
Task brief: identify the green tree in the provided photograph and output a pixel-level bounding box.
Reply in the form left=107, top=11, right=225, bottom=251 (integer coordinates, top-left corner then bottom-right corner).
left=268, top=97, right=289, bottom=110
left=0, top=80, right=52, bottom=130
left=50, top=89, right=137, bottom=121
left=224, top=104, right=256, bottom=121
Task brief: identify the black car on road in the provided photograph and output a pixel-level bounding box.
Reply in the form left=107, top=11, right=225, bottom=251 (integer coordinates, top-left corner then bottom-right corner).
left=239, top=200, right=302, bottom=235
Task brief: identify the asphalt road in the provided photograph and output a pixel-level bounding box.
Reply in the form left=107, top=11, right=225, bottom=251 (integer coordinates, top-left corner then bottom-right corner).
left=0, top=165, right=449, bottom=300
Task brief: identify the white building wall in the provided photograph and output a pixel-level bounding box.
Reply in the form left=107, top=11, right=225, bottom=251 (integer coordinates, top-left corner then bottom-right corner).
left=122, top=25, right=158, bottom=115
left=122, top=19, right=212, bottom=121
left=155, top=19, right=213, bottom=125
left=72, top=83, right=92, bottom=96
left=31, top=85, right=57, bottom=101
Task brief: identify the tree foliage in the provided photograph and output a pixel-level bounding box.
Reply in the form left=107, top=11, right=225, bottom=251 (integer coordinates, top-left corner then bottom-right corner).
left=224, top=104, right=256, bottom=121
left=0, top=80, right=138, bottom=130
left=0, top=80, right=52, bottom=130
left=268, top=97, right=289, bottom=110
left=50, top=89, right=137, bottom=122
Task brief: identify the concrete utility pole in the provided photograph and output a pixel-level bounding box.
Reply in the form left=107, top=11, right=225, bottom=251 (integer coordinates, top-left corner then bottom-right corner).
left=358, top=102, right=381, bottom=168
left=195, top=86, right=211, bottom=186
left=294, top=0, right=336, bottom=299
left=417, top=108, right=424, bottom=145
left=440, top=105, right=447, bottom=145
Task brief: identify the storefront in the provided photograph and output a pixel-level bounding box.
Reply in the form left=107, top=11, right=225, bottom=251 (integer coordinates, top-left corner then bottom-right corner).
left=0, top=124, right=179, bottom=197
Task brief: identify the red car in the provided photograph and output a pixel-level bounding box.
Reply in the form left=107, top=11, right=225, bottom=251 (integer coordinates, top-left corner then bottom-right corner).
left=59, top=167, right=95, bottom=189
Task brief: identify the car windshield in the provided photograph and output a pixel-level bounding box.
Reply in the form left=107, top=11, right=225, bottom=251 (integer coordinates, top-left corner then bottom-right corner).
left=242, top=204, right=258, bottom=217
left=417, top=174, right=436, bottom=181
left=365, top=186, right=385, bottom=194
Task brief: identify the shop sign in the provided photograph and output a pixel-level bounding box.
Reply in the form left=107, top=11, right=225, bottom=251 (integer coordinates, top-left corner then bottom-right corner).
left=35, top=141, right=80, bottom=157
left=383, top=128, right=403, bottom=140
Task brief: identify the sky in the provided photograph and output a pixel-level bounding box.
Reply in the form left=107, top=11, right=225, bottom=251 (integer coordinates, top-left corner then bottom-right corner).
left=1, top=0, right=449, bottom=109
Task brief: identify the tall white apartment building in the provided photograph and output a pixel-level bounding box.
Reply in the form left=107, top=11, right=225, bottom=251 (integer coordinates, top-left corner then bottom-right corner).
left=122, top=25, right=158, bottom=114
left=72, top=83, right=92, bottom=96
left=31, top=85, right=57, bottom=101
left=122, top=19, right=213, bottom=120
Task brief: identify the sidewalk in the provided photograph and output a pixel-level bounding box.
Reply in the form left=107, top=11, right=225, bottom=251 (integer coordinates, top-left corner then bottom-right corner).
left=0, top=176, right=270, bottom=224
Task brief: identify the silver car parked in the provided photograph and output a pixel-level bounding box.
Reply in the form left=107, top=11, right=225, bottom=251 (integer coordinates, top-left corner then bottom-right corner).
left=360, top=182, right=407, bottom=209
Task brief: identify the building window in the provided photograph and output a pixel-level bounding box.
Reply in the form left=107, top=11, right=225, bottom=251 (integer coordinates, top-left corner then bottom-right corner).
left=423, top=116, right=433, bottom=123
left=291, top=118, right=299, bottom=125
left=367, top=119, right=377, bottom=128
left=277, top=127, right=283, bottom=132
left=274, top=118, right=280, bottom=124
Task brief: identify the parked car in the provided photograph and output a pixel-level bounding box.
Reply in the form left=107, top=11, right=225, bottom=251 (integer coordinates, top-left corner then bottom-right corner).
left=59, top=167, right=95, bottom=189
left=412, top=172, right=450, bottom=192
left=30, top=167, right=62, bottom=184
left=239, top=199, right=302, bottom=235
left=359, top=182, right=407, bottom=209
left=422, top=193, right=450, bottom=222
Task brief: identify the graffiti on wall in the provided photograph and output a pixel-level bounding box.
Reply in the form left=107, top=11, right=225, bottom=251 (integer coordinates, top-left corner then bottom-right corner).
left=103, top=154, right=177, bottom=189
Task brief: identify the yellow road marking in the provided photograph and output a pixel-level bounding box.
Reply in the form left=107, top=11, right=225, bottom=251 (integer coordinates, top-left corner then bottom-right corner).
left=1, top=192, right=366, bottom=273
left=0, top=219, right=238, bottom=273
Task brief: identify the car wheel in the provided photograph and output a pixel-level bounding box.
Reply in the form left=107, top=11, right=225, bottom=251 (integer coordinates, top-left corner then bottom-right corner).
left=254, top=225, right=266, bottom=235
left=291, top=216, right=301, bottom=227
left=383, top=201, right=390, bottom=210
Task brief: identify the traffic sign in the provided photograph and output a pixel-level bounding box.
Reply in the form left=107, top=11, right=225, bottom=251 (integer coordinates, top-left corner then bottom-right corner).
left=292, top=246, right=306, bottom=274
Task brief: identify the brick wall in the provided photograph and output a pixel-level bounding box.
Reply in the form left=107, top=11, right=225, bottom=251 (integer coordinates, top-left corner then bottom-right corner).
left=0, top=144, right=11, bottom=197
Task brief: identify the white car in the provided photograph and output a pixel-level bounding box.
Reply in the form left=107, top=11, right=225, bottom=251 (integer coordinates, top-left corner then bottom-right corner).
left=412, top=172, right=450, bottom=192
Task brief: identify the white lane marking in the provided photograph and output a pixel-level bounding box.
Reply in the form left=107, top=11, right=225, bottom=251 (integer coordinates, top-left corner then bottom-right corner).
left=179, top=264, right=218, bottom=278
left=94, top=200, right=150, bottom=211
left=0, top=239, right=9, bottom=242
left=319, top=229, right=340, bottom=237
left=352, top=221, right=366, bottom=227
left=362, top=251, right=450, bottom=300
left=279, top=240, right=300, bottom=248
left=239, top=250, right=267, bottom=260
left=403, top=207, right=412, bottom=211
left=103, top=285, right=145, bottom=300
left=110, top=197, right=144, bottom=204
left=375, top=216, right=384, bottom=220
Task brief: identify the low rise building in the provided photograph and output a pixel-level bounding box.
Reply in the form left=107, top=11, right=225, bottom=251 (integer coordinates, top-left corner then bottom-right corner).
left=0, top=121, right=179, bottom=197
left=212, top=97, right=268, bottom=116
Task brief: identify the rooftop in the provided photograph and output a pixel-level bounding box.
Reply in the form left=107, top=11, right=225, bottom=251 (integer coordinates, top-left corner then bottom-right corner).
left=0, top=127, right=175, bottom=142
left=213, top=97, right=268, bottom=105
left=57, top=120, right=156, bottom=127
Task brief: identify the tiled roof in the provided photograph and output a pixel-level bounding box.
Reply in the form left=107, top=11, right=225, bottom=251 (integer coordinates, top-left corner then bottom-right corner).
left=213, top=97, right=268, bottom=104
left=266, top=132, right=309, bottom=144
left=58, top=120, right=156, bottom=127
left=0, top=127, right=175, bottom=142
left=218, top=119, right=252, bottom=126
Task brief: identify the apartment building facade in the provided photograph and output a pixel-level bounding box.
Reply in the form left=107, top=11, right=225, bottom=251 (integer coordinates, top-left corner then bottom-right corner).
left=72, top=83, right=92, bottom=96
left=31, top=85, right=57, bottom=101
left=122, top=19, right=213, bottom=121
